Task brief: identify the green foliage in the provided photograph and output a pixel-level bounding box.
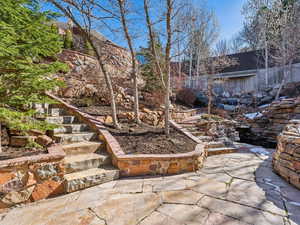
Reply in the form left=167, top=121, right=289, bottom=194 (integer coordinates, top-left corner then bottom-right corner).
left=0, top=108, right=59, bottom=133
left=64, top=29, right=73, bottom=49
left=25, top=140, right=43, bottom=149
left=0, top=0, right=67, bottom=132
left=137, top=37, right=166, bottom=92
left=85, top=40, right=95, bottom=56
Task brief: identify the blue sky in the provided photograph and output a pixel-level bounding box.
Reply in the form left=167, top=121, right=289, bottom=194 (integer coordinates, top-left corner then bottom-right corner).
left=205, top=0, right=247, bottom=41
left=42, top=0, right=247, bottom=49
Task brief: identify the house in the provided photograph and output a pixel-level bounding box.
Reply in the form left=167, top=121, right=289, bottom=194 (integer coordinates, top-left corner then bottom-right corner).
left=176, top=50, right=300, bottom=96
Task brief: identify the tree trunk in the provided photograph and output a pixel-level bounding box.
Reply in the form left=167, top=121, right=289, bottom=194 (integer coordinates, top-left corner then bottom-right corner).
left=164, top=0, right=172, bottom=136
left=207, top=78, right=213, bottom=115
left=275, top=61, right=292, bottom=100
left=48, top=0, right=120, bottom=129
left=95, top=49, right=120, bottom=129
left=265, top=40, right=269, bottom=87
left=0, top=123, right=2, bottom=153
left=143, top=0, right=166, bottom=88
left=117, top=0, right=140, bottom=124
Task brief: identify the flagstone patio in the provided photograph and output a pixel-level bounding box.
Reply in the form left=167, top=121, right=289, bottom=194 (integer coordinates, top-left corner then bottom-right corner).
left=0, top=146, right=299, bottom=225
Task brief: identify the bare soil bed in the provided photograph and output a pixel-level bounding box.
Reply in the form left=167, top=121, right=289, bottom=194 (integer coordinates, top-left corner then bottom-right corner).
left=79, top=104, right=196, bottom=155
left=110, top=124, right=197, bottom=155
left=0, top=147, right=47, bottom=161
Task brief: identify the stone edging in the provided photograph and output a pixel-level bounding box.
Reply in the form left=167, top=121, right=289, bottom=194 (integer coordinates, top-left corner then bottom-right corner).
left=46, top=93, right=207, bottom=176
left=0, top=144, right=65, bottom=169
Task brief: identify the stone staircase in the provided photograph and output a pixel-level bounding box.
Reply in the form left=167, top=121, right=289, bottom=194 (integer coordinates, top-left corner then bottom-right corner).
left=178, top=121, right=237, bottom=156
left=34, top=103, right=119, bottom=193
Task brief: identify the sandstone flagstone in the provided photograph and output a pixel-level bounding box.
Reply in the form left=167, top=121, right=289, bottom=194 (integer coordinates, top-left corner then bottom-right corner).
left=203, top=212, right=250, bottom=225
left=139, top=211, right=182, bottom=225
left=91, top=193, right=161, bottom=225
left=189, top=177, right=227, bottom=198
left=157, top=203, right=209, bottom=225
left=152, top=177, right=186, bottom=192
left=0, top=151, right=298, bottom=225
left=227, top=179, right=286, bottom=216
left=160, top=190, right=204, bottom=205
left=194, top=171, right=232, bottom=183
left=199, top=196, right=285, bottom=225
left=114, top=178, right=143, bottom=193
left=44, top=209, right=105, bottom=225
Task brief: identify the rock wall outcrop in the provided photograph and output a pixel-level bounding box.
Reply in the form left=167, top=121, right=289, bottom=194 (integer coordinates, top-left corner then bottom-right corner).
left=56, top=49, right=138, bottom=101
left=241, top=98, right=300, bottom=147
left=273, top=120, right=300, bottom=189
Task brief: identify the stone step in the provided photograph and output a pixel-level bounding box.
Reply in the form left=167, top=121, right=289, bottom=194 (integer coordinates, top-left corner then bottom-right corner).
left=190, top=131, right=205, bottom=136
left=45, top=116, right=78, bottom=124
left=51, top=124, right=90, bottom=134
left=35, top=107, right=67, bottom=117
left=197, top=136, right=214, bottom=142
left=205, top=141, right=226, bottom=149
left=64, top=153, right=110, bottom=174
left=32, top=103, right=50, bottom=109
left=207, top=147, right=237, bottom=156
left=179, top=123, right=196, bottom=127
left=186, top=127, right=198, bottom=131
left=62, top=141, right=103, bottom=155
left=53, top=132, right=97, bottom=144
left=64, top=167, right=119, bottom=193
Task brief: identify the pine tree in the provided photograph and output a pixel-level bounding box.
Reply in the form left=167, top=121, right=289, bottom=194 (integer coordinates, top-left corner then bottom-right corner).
left=137, top=37, right=166, bottom=92
left=0, top=0, right=68, bottom=133
left=64, top=29, right=73, bottom=49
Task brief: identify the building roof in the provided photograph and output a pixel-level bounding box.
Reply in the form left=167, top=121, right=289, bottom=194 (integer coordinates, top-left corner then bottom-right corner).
left=221, top=50, right=266, bottom=73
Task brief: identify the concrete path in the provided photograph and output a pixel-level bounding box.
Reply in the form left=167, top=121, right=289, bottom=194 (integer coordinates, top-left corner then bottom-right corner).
left=0, top=146, right=299, bottom=225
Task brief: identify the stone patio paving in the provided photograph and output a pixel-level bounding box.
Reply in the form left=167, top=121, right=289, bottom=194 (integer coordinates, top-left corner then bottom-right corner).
left=0, top=145, right=299, bottom=225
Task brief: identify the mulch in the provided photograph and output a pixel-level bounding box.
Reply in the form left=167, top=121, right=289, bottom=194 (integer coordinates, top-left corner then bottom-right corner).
left=80, top=105, right=197, bottom=155
left=110, top=124, right=196, bottom=155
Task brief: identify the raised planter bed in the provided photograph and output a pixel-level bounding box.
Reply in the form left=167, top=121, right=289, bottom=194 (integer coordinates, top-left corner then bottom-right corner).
left=46, top=93, right=207, bottom=177
left=101, top=121, right=207, bottom=177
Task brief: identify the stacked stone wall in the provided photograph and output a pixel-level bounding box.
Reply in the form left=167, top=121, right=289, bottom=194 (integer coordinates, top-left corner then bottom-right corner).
left=273, top=120, right=300, bottom=189
left=245, top=97, right=300, bottom=146
left=0, top=145, right=65, bottom=209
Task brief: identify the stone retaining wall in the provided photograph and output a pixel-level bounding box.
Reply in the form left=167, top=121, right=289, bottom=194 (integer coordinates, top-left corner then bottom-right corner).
left=103, top=120, right=207, bottom=177
left=46, top=93, right=207, bottom=177
left=171, top=109, right=199, bottom=122
left=0, top=145, right=65, bottom=209
left=245, top=97, right=300, bottom=147
left=273, top=120, right=300, bottom=189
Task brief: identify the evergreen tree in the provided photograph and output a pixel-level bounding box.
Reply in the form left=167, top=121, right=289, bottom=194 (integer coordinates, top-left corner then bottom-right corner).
left=137, top=37, right=165, bottom=92
left=0, top=0, right=67, bottom=132
left=64, top=29, right=73, bottom=49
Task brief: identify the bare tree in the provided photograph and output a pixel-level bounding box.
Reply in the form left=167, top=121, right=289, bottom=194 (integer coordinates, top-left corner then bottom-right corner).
left=242, top=0, right=274, bottom=86
left=200, top=55, right=238, bottom=115
left=215, top=39, right=230, bottom=56
left=48, top=0, right=121, bottom=129
left=143, top=0, right=180, bottom=135
left=186, top=5, right=219, bottom=81
left=116, top=0, right=141, bottom=124
left=267, top=0, right=300, bottom=99
left=0, top=123, right=2, bottom=153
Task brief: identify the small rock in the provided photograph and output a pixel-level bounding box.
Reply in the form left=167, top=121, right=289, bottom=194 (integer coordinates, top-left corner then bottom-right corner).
left=1, top=186, right=35, bottom=205
left=28, top=130, right=45, bottom=136
left=104, top=116, right=113, bottom=124
left=35, top=135, right=53, bottom=147
left=142, top=108, right=151, bottom=113
left=1, top=127, right=9, bottom=146
left=35, top=164, right=58, bottom=180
